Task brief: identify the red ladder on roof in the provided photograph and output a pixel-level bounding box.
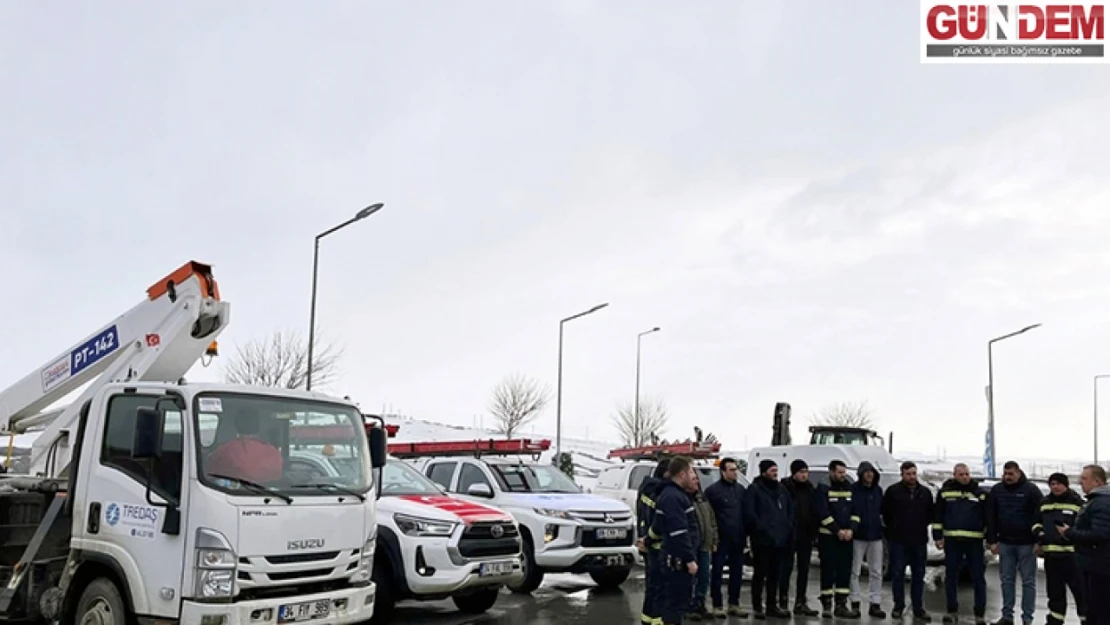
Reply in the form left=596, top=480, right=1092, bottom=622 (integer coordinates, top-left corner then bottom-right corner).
left=607, top=441, right=721, bottom=461
left=387, top=438, right=551, bottom=459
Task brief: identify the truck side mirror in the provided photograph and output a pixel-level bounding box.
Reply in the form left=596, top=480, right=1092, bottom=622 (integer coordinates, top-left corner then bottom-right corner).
left=132, top=407, right=163, bottom=459
left=369, top=428, right=388, bottom=469
left=466, top=483, right=493, bottom=498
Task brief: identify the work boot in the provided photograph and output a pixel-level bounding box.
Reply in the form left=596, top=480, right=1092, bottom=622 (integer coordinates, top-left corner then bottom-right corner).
left=894, top=607, right=905, bottom=619
left=711, top=606, right=727, bottom=619
left=795, top=602, right=819, bottom=617
left=689, top=610, right=704, bottom=622
left=942, top=615, right=958, bottom=625
left=728, top=605, right=749, bottom=618
left=914, top=610, right=933, bottom=623
left=779, top=597, right=790, bottom=612
left=835, top=603, right=856, bottom=619
left=871, top=604, right=887, bottom=618
left=820, top=597, right=833, bottom=619
left=852, top=602, right=862, bottom=615
left=768, top=606, right=792, bottom=619
left=975, top=613, right=987, bottom=625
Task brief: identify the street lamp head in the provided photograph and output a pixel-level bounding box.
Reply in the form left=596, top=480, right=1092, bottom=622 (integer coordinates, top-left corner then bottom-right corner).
left=587, top=303, right=609, bottom=314
left=651, top=326, right=661, bottom=332
left=355, top=203, right=385, bottom=220
left=1020, top=323, right=1042, bottom=333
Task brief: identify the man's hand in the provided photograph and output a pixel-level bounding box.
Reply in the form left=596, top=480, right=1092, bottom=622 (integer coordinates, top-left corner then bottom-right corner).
left=935, top=539, right=945, bottom=551
left=1057, top=524, right=1070, bottom=536
left=687, top=561, right=699, bottom=575
left=989, top=543, right=999, bottom=556
left=636, top=538, right=646, bottom=553
left=1034, top=544, right=1043, bottom=556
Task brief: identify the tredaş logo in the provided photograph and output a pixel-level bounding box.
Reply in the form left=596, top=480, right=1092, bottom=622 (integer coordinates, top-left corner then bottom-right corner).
left=104, top=503, right=120, bottom=526
left=920, top=1, right=1106, bottom=63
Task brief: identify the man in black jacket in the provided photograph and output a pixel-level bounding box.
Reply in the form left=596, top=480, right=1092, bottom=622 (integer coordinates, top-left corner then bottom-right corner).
left=816, top=460, right=859, bottom=619
left=882, top=461, right=934, bottom=622
left=705, top=457, right=748, bottom=618
left=1061, top=465, right=1110, bottom=625
left=1034, top=473, right=1086, bottom=625
left=638, top=459, right=670, bottom=625
left=986, top=461, right=1043, bottom=625
left=653, top=456, right=702, bottom=625
left=743, top=459, right=794, bottom=619
left=780, top=459, right=819, bottom=617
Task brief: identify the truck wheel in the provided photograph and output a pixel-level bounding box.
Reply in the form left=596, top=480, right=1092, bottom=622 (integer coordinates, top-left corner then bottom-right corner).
left=452, top=588, right=500, bottom=614
left=506, top=536, right=544, bottom=594
left=589, top=567, right=631, bottom=590
left=369, top=561, right=396, bottom=625
left=75, top=579, right=127, bottom=625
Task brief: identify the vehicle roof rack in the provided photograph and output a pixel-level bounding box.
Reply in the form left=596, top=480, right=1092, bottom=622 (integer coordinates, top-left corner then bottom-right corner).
left=387, top=438, right=551, bottom=461
left=607, top=441, right=721, bottom=462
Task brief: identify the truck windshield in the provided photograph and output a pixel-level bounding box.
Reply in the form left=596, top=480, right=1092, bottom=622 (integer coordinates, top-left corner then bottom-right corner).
left=492, top=463, right=580, bottom=493
left=193, top=392, right=372, bottom=497
left=380, top=459, right=443, bottom=496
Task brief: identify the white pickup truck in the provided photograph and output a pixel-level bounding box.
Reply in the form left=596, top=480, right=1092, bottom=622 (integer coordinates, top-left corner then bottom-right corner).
left=409, top=456, right=638, bottom=593
left=593, top=460, right=750, bottom=511
left=286, top=445, right=523, bottom=624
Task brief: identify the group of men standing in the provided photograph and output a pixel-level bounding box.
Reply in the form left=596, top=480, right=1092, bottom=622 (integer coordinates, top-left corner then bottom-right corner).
left=636, top=455, right=1110, bottom=625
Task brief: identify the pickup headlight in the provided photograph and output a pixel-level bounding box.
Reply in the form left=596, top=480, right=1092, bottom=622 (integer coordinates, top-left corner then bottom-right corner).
left=353, top=539, right=375, bottom=583
left=533, top=508, right=570, bottom=519
left=195, top=528, right=236, bottom=599
left=393, top=513, right=457, bottom=537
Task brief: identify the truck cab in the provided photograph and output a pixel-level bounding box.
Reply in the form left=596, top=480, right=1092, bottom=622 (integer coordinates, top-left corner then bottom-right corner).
left=405, top=450, right=636, bottom=594
left=284, top=426, right=523, bottom=625
left=808, top=425, right=886, bottom=448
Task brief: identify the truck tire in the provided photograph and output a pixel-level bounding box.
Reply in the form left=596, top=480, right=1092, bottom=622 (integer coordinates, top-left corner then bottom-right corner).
left=506, top=536, right=544, bottom=594
left=452, top=588, right=500, bottom=614
left=589, top=567, right=631, bottom=590
left=75, top=578, right=127, bottom=625
left=369, top=561, right=396, bottom=625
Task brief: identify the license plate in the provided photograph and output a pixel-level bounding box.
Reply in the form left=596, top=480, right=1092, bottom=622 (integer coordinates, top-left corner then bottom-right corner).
left=479, top=560, right=514, bottom=577
left=605, top=554, right=625, bottom=566
left=596, top=528, right=627, bottom=540
left=278, top=600, right=331, bottom=623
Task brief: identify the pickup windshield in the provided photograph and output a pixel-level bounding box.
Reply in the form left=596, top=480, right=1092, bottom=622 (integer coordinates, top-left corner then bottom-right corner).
left=193, top=392, right=372, bottom=498
left=492, top=463, right=580, bottom=493
left=380, top=460, right=443, bottom=496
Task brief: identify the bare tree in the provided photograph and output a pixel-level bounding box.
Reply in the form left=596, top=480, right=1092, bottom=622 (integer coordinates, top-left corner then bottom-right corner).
left=222, top=329, right=343, bottom=390
left=489, top=374, right=551, bottom=439
left=810, top=400, right=875, bottom=429
left=612, top=398, right=669, bottom=447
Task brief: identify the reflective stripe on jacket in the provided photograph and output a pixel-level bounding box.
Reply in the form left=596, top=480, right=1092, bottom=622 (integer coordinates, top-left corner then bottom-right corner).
left=932, top=478, right=987, bottom=541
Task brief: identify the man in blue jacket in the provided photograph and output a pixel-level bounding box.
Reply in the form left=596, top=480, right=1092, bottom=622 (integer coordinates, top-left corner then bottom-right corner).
left=652, top=456, right=701, bottom=625
left=1061, top=465, right=1110, bottom=625
left=744, top=459, right=794, bottom=619
left=933, top=463, right=988, bottom=625
left=986, top=461, right=1043, bottom=625
left=638, top=458, right=670, bottom=625
left=705, top=457, right=748, bottom=618
left=850, top=461, right=885, bottom=618
left=816, top=460, right=859, bottom=619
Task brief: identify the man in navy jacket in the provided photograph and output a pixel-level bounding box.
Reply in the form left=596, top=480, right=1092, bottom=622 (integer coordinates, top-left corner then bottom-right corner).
left=1061, top=465, right=1110, bottom=625
left=850, top=461, right=885, bottom=618
left=986, top=461, right=1043, bottom=625
left=652, top=456, right=702, bottom=625
left=705, top=457, right=748, bottom=618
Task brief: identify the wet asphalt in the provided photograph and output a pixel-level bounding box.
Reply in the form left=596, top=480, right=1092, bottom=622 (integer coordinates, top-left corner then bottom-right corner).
left=389, top=565, right=1086, bottom=625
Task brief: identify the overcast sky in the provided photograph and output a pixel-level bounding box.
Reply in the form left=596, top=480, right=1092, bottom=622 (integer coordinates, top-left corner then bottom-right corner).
left=3, top=2, right=1109, bottom=462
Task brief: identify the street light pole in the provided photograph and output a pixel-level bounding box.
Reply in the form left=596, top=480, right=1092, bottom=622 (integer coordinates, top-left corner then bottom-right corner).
left=634, top=327, right=661, bottom=422
left=1095, top=375, right=1110, bottom=464
left=306, top=202, right=385, bottom=391
left=555, top=303, right=609, bottom=457
left=985, top=323, right=1041, bottom=478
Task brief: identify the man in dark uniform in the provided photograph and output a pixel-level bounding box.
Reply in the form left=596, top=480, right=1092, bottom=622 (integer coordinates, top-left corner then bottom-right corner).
left=933, top=463, right=988, bottom=625
left=1061, top=465, right=1110, bottom=625
left=1034, top=473, right=1086, bottom=625
left=816, top=460, right=859, bottom=619
left=780, top=459, right=819, bottom=616
left=706, top=457, right=748, bottom=618
left=653, top=456, right=701, bottom=625
left=638, top=458, right=671, bottom=625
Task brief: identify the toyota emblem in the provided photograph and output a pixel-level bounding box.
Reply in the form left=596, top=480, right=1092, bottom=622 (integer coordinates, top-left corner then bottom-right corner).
left=490, top=524, right=505, bottom=538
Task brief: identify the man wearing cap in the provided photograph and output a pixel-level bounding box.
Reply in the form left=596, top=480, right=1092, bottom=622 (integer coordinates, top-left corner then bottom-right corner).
left=743, top=459, right=795, bottom=619
left=638, top=458, right=670, bottom=625
left=1034, top=473, right=1086, bottom=625
left=780, top=459, right=820, bottom=616
left=706, top=457, right=749, bottom=618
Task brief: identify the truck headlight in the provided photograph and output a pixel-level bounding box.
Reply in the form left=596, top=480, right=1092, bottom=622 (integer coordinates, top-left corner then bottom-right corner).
left=393, top=514, right=457, bottom=537
left=195, top=528, right=236, bottom=599
left=353, top=539, right=375, bottom=583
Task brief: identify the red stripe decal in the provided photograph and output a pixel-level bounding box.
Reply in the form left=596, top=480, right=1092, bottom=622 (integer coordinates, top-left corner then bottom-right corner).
left=397, top=495, right=511, bottom=523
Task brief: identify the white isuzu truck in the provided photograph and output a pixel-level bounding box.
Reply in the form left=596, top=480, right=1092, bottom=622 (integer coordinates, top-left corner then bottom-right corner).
left=0, top=261, right=386, bottom=625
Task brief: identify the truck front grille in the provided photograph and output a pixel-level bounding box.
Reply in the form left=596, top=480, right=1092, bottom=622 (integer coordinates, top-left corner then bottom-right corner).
left=237, top=549, right=360, bottom=591
left=458, top=521, right=521, bottom=558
